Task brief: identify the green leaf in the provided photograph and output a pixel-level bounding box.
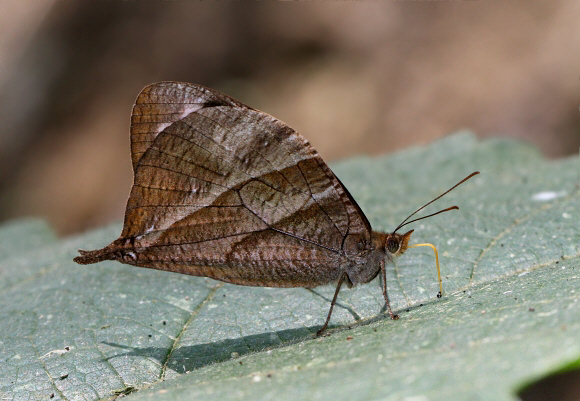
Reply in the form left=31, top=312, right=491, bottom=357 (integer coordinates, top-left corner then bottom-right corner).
left=1, top=132, right=578, bottom=401
left=0, top=218, right=56, bottom=262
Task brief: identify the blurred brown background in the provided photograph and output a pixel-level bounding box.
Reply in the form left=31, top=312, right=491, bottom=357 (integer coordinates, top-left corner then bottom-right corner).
left=1, top=2, right=579, bottom=236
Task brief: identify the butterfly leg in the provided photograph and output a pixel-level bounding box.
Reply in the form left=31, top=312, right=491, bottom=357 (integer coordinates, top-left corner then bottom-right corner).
left=380, top=259, right=399, bottom=320
left=316, top=272, right=348, bottom=336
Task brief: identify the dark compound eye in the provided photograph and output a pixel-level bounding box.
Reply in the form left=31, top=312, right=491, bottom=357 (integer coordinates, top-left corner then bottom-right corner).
left=387, top=237, right=399, bottom=253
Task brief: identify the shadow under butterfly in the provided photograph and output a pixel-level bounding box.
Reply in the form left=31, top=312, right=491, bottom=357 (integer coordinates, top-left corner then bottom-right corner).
left=74, top=82, right=479, bottom=336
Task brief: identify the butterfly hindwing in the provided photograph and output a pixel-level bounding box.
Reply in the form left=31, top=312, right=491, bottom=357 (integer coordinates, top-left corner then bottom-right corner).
left=87, top=82, right=373, bottom=287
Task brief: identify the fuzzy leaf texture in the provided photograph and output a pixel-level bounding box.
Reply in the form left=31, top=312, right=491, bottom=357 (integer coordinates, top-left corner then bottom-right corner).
left=0, top=132, right=578, bottom=401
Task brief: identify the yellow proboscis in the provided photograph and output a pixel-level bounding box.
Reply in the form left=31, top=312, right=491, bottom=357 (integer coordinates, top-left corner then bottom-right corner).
left=408, top=243, right=443, bottom=296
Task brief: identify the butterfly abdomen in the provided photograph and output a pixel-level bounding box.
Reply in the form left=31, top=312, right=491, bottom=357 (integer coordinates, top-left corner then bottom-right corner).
left=74, top=239, right=138, bottom=265
left=73, top=248, right=116, bottom=265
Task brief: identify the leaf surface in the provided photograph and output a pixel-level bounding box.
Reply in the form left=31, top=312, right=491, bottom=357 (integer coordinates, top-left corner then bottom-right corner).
left=1, top=132, right=578, bottom=401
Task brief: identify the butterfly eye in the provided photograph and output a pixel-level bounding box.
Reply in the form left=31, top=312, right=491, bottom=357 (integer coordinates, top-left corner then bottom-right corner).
left=386, top=237, right=400, bottom=253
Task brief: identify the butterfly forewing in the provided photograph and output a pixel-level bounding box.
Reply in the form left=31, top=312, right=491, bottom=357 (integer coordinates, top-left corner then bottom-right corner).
left=130, top=82, right=246, bottom=170
left=113, top=82, right=373, bottom=287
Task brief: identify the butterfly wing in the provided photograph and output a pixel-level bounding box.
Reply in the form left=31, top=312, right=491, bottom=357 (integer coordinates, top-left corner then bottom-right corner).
left=76, top=82, right=372, bottom=288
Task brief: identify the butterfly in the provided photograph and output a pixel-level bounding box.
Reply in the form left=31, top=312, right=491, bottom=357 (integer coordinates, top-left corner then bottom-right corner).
left=74, top=82, right=478, bottom=335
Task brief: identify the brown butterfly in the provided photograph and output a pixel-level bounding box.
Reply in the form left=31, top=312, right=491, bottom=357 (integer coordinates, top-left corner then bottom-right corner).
left=74, top=82, right=478, bottom=335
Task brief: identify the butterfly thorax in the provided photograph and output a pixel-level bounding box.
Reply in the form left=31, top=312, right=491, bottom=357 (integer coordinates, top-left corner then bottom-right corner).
left=345, top=230, right=413, bottom=285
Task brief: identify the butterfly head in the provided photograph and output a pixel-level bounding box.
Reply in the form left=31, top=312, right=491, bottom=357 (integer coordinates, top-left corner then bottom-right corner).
left=384, top=229, right=414, bottom=257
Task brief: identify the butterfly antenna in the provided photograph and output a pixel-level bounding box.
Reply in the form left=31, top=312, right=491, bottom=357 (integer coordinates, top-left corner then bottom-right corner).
left=393, top=171, right=479, bottom=233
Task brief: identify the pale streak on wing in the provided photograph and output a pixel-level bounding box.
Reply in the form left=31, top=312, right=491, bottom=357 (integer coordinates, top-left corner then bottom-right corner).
left=130, top=82, right=247, bottom=170
left=184, top=105, right=370, bottom=244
